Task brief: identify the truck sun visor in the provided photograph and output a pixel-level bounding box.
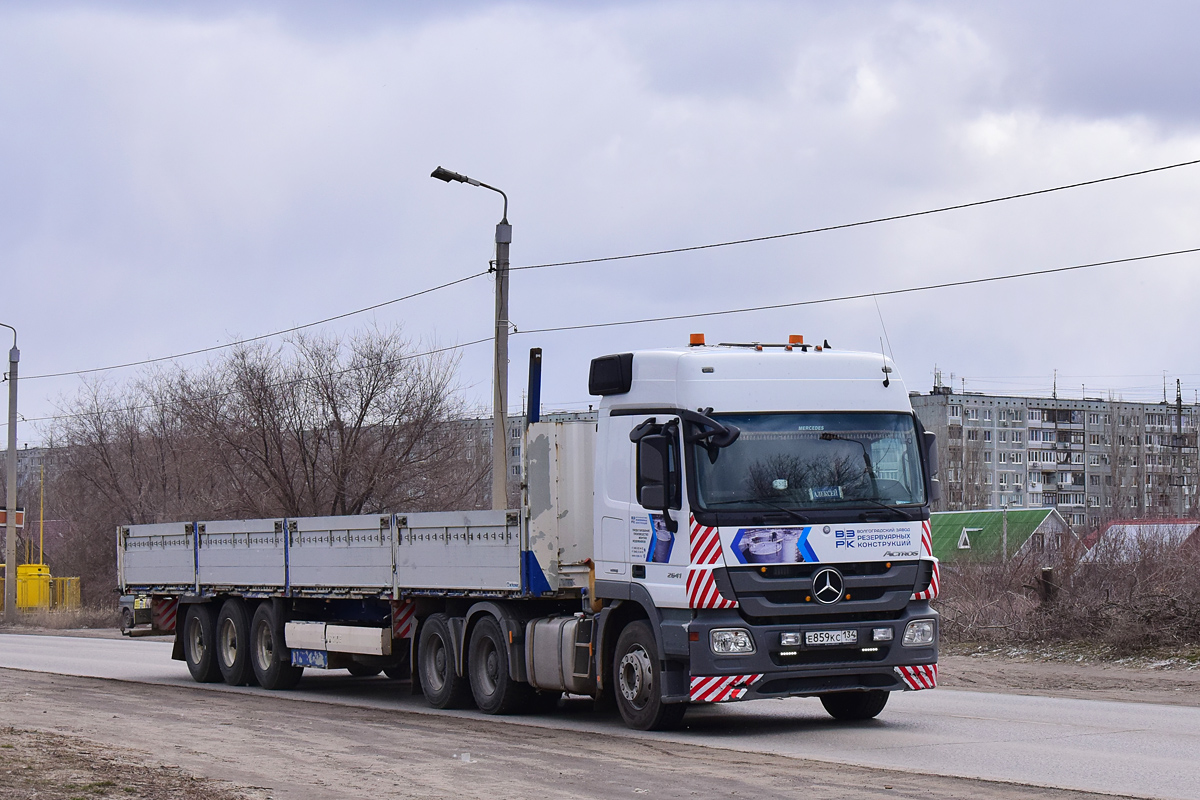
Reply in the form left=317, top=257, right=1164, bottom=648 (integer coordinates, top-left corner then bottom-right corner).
left=588, top=352, right=634, bottom=395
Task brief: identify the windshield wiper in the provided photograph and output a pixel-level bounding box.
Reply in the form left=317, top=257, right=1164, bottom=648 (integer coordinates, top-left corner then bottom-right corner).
left=853, top=497, right=914, bottom=521
left=703, top=499, right=809, bottom=525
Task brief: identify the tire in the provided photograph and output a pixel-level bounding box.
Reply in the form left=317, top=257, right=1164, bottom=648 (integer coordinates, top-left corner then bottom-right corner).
left=216, top=598, right=256, bottom=686
left=249, top=603, right=303, bottom=690
left=119, top=607, right=135, bottom=634
left=417, top=614, right=473, bottom=709
left=820, top=690, right=889, bottom=720
left=182, top=604, right=222, bottom=683
left=347, top=661, right=383, bottom=677
left=468, top=616, right=533, bottom=714
left=612, top=620, right=686, bottom=731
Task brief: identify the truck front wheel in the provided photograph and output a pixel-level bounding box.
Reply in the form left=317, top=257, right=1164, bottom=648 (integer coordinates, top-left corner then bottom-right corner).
left=613, top=620, right=686, bottom=731
left=820, top=690, right=889, bottom=720
left=418, top=614, right=473, bottom=709
left=183, top=604, right=222, bottom=683
left=249, top=603, right=303, bottom=690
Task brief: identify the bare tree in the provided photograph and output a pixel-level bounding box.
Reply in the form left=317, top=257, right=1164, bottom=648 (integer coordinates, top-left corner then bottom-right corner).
left=46, top=328, right=487, bottom=605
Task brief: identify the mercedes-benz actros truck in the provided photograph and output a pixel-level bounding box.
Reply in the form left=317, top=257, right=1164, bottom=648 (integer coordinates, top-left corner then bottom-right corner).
left=118, top=335, right=941, bottom=730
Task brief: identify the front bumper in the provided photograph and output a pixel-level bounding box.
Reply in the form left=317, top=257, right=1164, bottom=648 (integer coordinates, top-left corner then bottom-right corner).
left=686, top=602, right=938, bottom=701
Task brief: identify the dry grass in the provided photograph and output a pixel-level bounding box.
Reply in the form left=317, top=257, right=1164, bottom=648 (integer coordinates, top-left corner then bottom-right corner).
left=937, top=542, right=1200, bottom=654
left=0, top=606, right=120, bottom=631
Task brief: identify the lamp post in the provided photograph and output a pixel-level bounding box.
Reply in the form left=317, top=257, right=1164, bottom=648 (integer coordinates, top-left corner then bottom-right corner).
left=431, top=167, right=512, bottom=511
left=1, top=322, right=17, bottom=621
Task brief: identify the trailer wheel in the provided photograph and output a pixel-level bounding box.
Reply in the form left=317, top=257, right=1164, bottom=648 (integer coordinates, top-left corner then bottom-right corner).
left=216, top=599, right=256, bottom=686
left=468, top=616, right=531, bottom=714
left=250, top=603, right=303, bottom=690
left=346, top=662, right=383, bottom=677
left=417, top=614, right=473, bottom=709
left=819, top=690, right=889, bottom=720
left=613, top=620, right=686, bottom=731
left=182, top=604, right=222, bottom=683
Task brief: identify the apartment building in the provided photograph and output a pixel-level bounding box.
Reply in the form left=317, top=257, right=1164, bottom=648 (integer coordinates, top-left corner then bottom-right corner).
left=911, top=384, right=1199, bottom=530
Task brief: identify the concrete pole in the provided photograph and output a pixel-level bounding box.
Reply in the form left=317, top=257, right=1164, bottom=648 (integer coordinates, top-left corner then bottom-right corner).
left=3, top=327, right=18, bottom=622
left=1001, top=503, right=1008, bottom=562
left=429, top=167, right=511, bottom=511
left=492, top=219, right=512, bottom=511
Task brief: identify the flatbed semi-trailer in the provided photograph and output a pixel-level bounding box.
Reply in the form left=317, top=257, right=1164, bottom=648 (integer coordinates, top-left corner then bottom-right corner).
left=119, top=338, right=941, bottom=730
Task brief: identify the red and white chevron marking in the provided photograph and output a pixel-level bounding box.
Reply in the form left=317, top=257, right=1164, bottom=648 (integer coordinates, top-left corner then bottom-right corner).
left=687, top=517, right=738, bottom=609
left=151, top=596, right=178, bottom=633
left=895, top=663, right=938, bottom=690
left=910, top=520, right=939, bottom=600
left=391, top=599, right=416, bottom=640
left=912, top=558, right=941, bottom=600
left=690, top=519, right=723, bottom=565
left=689, top=673, right=763, bottom=703
left=687, top=568, right=738, bottom=609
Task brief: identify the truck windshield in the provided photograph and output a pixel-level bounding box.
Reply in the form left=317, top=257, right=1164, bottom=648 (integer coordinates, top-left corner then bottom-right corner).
left=691, top=412, right=926, bottom=512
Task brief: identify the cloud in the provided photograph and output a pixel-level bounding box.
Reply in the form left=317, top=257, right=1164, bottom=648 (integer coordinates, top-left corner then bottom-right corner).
left=1, top=1, right=1199, bottom=441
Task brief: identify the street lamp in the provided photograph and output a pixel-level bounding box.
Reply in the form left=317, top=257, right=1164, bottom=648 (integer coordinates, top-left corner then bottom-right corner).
left=431, top=167, right=512, bottom=511
left=1, top=322, right=17, bottom=621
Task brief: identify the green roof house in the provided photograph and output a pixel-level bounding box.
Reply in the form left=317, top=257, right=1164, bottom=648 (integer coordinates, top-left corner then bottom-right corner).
left=930, top=509, right=1072, bottom=563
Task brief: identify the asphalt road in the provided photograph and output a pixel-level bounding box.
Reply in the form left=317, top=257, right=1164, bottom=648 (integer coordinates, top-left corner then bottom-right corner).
left=2, top=633, right=1198, bottom=800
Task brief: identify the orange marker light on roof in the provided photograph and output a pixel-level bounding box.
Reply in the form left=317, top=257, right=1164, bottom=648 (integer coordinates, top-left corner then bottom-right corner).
left=789, top=335, right=804, bottom=345
left=689, top=333, right=705, bottom=346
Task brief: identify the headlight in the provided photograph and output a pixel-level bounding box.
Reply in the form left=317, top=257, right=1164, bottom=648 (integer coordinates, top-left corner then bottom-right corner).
left=871, top=627, right=894, bottom=642
left=710, top=628, right=756, bottom=654
left=902, top=619, right=935, bottom=646
left=780, top=632, right=801, bottom=647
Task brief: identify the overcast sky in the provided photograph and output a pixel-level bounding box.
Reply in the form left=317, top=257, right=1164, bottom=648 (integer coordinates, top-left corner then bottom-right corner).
left=3, top=1, right=1200, bottom=445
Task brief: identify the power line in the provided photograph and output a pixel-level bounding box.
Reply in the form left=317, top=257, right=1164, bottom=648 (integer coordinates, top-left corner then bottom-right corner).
left=22, top=271, right=490, bottom=381
left=514, top=246, right=1200, bottom=334
left=23, top=158, right=1197, bottom=383
left=4, top=337, right=493, bottom=428
left=511, top=158, right=1200, bottom=272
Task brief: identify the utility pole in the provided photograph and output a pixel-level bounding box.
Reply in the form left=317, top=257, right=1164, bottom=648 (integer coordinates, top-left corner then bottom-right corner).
left=1001, top=502, right=1008, bottom=562
left=2, top=323, right=18, bottom=622
left=430, top=167, right=512, bottom=510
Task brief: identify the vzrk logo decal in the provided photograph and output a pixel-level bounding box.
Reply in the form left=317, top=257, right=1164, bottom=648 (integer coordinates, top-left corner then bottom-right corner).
left=811, top=567, right=844, bottom=604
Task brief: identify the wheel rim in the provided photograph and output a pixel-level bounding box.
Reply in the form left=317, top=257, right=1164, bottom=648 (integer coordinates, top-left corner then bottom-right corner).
left=618, top=645, right=654, bottom=710
left=475, top=638, right=500, bottom=696
left=187, top=615, right=206, bottom=664
left=254, top=621, right=274, bottom=670
left=426, top=635, right=448, bottom=692
left=218, top=618, right=238, bottom=668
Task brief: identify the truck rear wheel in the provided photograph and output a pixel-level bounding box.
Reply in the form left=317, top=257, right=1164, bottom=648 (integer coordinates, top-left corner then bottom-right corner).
left=250, top=603, right=303, bottom=690
left=820, top=690, right=889, bottom=720
left=418, top=614, right=473, bottom=709
left=216, top=599, right=256, bottom=686
left=468, top=616, right=531, bottom=714
left=613, top=620, right=686, bottom=731
left=183, top=604, right=222, bottom=683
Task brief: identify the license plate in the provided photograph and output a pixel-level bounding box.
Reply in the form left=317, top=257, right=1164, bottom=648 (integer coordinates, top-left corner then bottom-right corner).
left=805, top=629, right=857, bottom=646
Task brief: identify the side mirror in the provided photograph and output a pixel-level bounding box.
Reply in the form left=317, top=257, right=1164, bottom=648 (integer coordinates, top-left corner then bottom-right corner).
left=929, top=477, right=942, bottom=503
left=636, top=432, right=677, bottom=533
left=924, top=431, right=939, bottom=477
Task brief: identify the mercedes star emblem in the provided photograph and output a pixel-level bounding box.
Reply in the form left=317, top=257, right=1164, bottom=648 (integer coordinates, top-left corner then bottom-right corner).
left=812, top=567, right=844, bottom=605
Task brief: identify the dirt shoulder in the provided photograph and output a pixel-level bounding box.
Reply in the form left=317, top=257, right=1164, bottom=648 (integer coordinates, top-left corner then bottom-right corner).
left=939, top=643, right=1200, bottom=707
left=0, top=727, right=258, bottom=800
left=0, top=668, right=1122, bottom=800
